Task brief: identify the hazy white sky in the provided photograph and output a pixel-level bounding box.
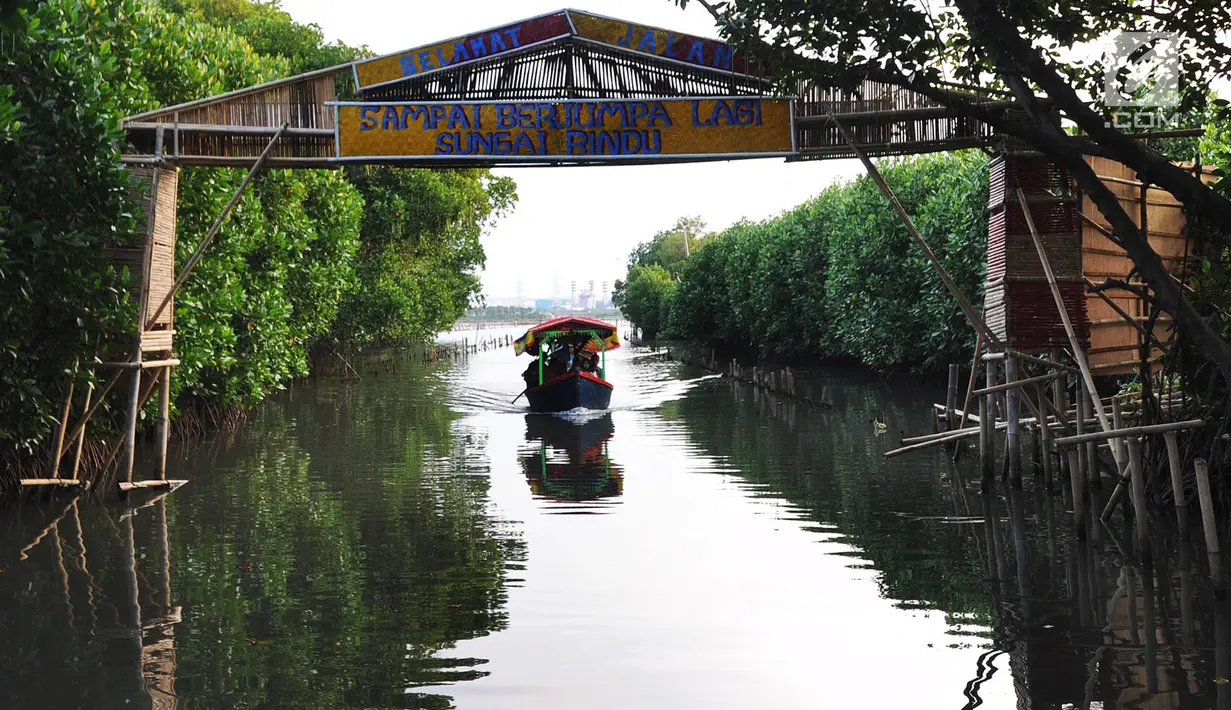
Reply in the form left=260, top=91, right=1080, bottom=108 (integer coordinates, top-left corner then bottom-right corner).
left=279, top=0, right=863, bottom=301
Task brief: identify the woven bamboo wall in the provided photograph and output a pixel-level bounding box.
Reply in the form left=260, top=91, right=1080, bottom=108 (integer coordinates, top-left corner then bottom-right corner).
left=108, top=165, right=179, bottom=352
left=1080, top=155, right=1214, bottom=374
left=984, top=154, right=1088, bottom=351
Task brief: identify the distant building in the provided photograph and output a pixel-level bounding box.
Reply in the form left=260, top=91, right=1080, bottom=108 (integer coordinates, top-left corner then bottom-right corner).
left=534, top=298, right=554, bottom=312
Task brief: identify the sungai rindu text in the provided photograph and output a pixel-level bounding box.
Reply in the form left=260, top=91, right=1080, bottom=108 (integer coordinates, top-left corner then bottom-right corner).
left=355, top=99, right=768, bottom=157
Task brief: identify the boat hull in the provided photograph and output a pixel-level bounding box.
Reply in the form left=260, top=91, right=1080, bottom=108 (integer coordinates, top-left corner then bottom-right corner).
left=525, top=370, right=613, bottom=412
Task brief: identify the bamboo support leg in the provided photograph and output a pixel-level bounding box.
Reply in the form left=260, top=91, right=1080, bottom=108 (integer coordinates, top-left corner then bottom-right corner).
left=157, top=366, right=171, bottom=481
left=70, top=377, right=95, bottom=480
left=981, top=361, right=996, bottom=488
left=1069, top=448, right=1086, bottom=534
left=1006, top=356, right=1022, bottom=486
left=1127, top=437, right=1149, bottom=555
left=1084, top=393, right=1098, bottom=486
left=1038, top=384, right=1054, bottom=491
left=1164, top=431, right=1188, bottom=535
left=947, top=363, right=959, bottom=431
left=1195, top=459, right=1221, bottom=576
left=1051, top=349, right=1068, bottom=477
left=122, top=353, right=143, bottom=485
left=48, top=376, right=76, bottom=478
left=1076, top=383, right=1088, bottom=482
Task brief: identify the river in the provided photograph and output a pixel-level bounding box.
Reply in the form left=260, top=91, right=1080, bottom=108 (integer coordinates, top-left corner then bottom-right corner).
left=1, top=332, right=1227, bottom=709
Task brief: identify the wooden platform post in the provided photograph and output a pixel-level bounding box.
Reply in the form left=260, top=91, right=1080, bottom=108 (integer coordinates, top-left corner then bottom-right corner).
left=121, top=350, right=143, bottom=486
left=981, top=360, right=996, bottom=488
left=1164, top=431, right=1188, bottom=535
left=1005, top=355, right=1022, bottom=486
left=157, top=365, right=171, bottom=480
left=947, top=364, right=959, bottom=431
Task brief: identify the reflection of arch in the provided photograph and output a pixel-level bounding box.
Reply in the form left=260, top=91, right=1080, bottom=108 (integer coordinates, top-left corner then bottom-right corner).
left=519, top=414, right=623, bottom=502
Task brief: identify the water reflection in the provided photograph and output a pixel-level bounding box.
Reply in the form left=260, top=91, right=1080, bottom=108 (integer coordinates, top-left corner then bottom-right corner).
left=0, top=493, right=180, bottom=709
left=520, top=413, right=623, bottom=510
left=671, top=367, right=1231, bottom=710
left=6, top=348, right=1231, bottom=709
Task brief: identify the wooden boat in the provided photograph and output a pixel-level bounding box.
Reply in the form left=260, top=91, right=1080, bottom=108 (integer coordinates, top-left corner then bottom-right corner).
left=513, top=316, right=620, bottom=413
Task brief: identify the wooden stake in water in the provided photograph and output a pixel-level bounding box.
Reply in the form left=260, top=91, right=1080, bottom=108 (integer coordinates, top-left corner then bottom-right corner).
left=1163, top=430, right=1188, bottom=535
left=1005, top=355, right=1022, bottom=486
left=1127, top=437, right=1149, bottom=554
left=947, top=363, right=959, bottom=431
left=1195, top=459, right=1221, bottom=564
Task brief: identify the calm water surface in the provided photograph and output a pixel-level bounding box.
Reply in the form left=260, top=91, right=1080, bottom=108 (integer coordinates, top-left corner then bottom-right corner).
left=2, top=331, right=1229, bottom=709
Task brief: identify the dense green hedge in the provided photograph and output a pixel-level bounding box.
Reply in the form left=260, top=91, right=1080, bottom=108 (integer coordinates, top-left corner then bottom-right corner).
left=622, top=152, right=989, bottom=371
left=0, top=0, right=515, bottom=460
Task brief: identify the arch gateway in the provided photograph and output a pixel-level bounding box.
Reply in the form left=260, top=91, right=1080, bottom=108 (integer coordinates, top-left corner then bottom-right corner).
left=30, top=9, right=1203, bottom=492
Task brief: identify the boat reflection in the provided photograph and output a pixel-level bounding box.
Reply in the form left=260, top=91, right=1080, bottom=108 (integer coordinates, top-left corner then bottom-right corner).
left=519, top=413, right=623, bottom=510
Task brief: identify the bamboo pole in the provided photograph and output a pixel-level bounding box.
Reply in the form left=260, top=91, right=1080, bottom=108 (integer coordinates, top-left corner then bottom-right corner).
left=972, top=370, right=1067, bottom=397
left=144, top=124, right=289, bottom=331
left=1006, top=355, right=1022, bottom=486
left=1126, top=437, right=1149, bottom=552
left=48, top=372, right=76, bottom=478
left=1164, top=431, right=1188, bottom=535
left=1055, top=419, right=1205, bottom=446
left=1068, top=448, right=1086, bottom=530
left=70, top=375, right=95, bottom=481
left=1083, top=391, right=1098, bottom=486
left=980, top=361, right=994, bottom=484
left=947, top=363, right=959, bottom=431
left=885, top=428, right=975, bottom=458
left=1195, top=459, right=1220, bottom=557
left=984, top=349, right=1078, bottom=372
left=1038, top=383, right=1054, bottom=491
left=959, top=332, right=983, bottom=431
left=157, top=366, right=171, bottom=481
left=121, top=352, right=143, bottom=485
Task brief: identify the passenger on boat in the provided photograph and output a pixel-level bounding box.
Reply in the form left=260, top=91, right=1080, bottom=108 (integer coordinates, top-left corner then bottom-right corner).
left=580, top=352, right=600, bottom=374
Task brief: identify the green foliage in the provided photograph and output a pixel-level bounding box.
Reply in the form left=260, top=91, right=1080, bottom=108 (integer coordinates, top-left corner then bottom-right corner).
left=627, top=152, right=989, bottom=370
left=0, top=0, right=517, bottom=463
left=161, top=0, right=364, bottom=72
left=336, top=166, right=517, bottom=346
left=0, top=0, right=146, bottom=453
left=616, top=265, right=676, bottom=340
left=824, top=152, right=988, bottom=370
left=627, top=215, right=708, bottom=273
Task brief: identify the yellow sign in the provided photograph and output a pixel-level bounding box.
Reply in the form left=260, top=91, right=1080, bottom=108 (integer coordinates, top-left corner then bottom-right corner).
left=334, top=99, right=794, bottom=162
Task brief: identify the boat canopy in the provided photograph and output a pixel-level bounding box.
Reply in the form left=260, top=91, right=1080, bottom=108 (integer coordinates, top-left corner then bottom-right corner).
left=513, top=316, right=620, bottom=356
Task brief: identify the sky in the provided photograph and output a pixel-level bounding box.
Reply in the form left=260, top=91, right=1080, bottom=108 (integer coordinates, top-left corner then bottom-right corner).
left=278, top=0, right=863, bottom=302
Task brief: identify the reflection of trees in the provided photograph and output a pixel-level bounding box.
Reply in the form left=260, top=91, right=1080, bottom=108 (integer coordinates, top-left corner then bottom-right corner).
left=170, top=362, right=523, bottom=708
left=667, top=373, right=1231, bottom=709
left=519, top=413, right=623, bottom=504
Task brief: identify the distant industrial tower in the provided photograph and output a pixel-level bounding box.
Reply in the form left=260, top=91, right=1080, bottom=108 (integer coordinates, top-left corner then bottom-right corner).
left=570, top=280, right=577, bottom=306
left=601, top=281, right=609, bottom=302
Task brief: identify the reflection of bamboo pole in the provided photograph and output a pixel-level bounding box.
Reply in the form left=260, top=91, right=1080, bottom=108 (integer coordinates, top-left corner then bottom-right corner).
left=69, top=501, right=100, bottom=627
left=122, top=515, right=144, bottom=687
left=52, top=524, right=74, bottom=627
left=17, top=495, right=79, bottom=561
